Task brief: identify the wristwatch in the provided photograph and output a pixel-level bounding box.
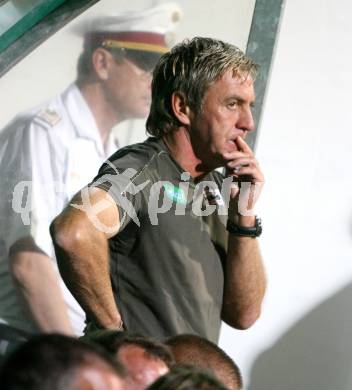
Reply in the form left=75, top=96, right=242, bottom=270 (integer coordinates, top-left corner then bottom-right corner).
left=226, top=216, right=262, bottom=237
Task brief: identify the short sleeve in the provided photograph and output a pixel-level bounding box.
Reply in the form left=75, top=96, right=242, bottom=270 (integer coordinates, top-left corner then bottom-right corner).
left=90, top=157, right=148, bottom=233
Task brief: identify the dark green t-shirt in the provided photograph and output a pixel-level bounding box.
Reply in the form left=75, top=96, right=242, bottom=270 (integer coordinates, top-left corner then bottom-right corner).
left=92, top=137, right=228, bottom=343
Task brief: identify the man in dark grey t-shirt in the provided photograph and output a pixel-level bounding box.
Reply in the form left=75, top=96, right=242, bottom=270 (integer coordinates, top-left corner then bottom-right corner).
left=88, top=137, right=228, bottom=342
left=51, top=37, right=266, bottom=343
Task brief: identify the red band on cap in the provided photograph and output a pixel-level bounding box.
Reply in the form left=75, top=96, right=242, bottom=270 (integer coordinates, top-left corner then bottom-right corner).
left=86, top=31, right=167, bottom=50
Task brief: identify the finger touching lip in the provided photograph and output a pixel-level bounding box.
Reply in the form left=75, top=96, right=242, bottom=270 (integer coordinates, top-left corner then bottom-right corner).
left=226, top=139, right=239, bottom=151
left=235, top=135, right=253, bottom=154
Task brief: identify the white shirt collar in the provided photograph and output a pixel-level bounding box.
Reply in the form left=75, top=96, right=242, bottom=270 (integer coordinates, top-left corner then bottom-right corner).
left=61, top=83, right=118, bottom=158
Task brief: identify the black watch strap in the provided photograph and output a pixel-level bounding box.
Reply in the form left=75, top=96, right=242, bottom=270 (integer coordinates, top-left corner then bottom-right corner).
left=226, top=216, right=262, bottom=237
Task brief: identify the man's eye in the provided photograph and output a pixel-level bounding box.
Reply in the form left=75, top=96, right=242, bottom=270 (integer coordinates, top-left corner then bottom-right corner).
left=228, top=101, right=239, bottom=109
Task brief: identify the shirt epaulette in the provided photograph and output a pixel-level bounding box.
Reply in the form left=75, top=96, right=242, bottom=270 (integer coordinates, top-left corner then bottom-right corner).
left=34, top=108, right=61, bottom=128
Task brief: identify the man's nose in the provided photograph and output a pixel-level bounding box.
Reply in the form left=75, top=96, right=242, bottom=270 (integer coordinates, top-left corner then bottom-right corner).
left=239, top=106, right=255, bottom=133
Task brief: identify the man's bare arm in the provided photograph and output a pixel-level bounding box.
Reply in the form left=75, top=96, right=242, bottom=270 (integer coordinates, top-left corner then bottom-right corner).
left=50, top=187, right=123, bottom=330
left=221, top=219, right=266, bottom=329
left=10, top=237, right=74, bottom=335
left=221, top=136, right=266, bottom=329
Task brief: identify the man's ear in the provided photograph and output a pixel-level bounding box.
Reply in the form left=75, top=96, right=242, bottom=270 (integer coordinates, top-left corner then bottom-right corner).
left=171, top=91, right=192, bottom=126
left=92, top=48, right=111, bottom=80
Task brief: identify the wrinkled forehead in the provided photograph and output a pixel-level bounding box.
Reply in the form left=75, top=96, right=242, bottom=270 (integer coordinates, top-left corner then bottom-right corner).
left=201, top=68, right=255, bottom=105
left=208, top=68, right=255, bottom=92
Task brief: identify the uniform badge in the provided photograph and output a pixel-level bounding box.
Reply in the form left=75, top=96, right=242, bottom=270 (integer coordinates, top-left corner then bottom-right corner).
left=36, top=108, right=61, bottom=127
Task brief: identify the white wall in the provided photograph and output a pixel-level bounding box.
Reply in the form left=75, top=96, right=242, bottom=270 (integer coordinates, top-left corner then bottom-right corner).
left=219, top=1, right=352, bottom=389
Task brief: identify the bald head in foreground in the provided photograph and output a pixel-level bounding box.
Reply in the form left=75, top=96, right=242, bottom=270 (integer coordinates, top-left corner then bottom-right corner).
left=166, top=334, right=242, bottom=390
left=85, top=331, right=174, bottom=390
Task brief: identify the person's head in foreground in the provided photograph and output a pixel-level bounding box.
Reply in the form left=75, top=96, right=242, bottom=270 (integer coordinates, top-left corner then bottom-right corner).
left=166, top=334, right=242, bottom=390
left=146, top=365, right=229, bottom=390
left=146, top=36, right=258, bottom=173
left=0, top=333, right=125, bottom=390
left=86, top=331, right=174, bottom=390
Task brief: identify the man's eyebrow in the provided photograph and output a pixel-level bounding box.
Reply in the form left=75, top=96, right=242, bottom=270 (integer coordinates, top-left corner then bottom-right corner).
left=224, top=94, right=242, bottom=102
left=224, top=95, right=256, bottom=106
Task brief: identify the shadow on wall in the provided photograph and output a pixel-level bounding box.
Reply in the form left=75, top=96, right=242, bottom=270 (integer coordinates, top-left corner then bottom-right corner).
left=248, top=282, right=352, bottom=390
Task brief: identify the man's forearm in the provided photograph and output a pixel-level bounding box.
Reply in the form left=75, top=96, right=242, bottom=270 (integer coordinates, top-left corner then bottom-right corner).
left=10, top=250, right=75, bottom=335
left=50, top=207, right=123, bottom=331
left=222, top=215, right=266, bottom=329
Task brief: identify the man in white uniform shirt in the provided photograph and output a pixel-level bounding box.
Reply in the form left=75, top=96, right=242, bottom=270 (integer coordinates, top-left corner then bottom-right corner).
left=0, top=3, right=181, bottom=340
